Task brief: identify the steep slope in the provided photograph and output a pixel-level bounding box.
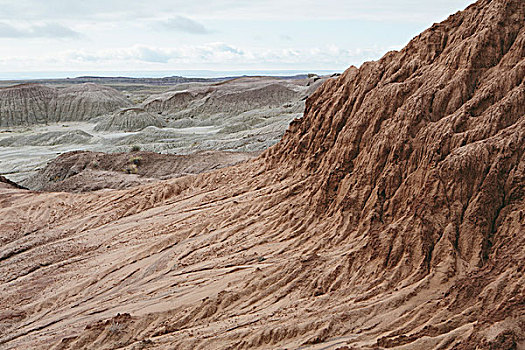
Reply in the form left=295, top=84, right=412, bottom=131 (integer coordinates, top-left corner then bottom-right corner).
left=49, top=83, right=132, bottom=122
left=0, top=0, right=523, bottom=349
left=0, top=175, right=27, bottom=190
left=0, top=84, right=57, bottom=126
left=0, top=83, right=132, bottom=126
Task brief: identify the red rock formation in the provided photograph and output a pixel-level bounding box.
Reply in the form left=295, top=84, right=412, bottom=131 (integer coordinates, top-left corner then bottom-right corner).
left=264, top=0, right=524, bottom=278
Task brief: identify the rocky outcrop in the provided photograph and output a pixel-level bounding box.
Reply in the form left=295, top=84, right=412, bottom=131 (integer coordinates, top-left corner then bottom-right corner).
left=0, top=83, right=132, bottom=126
left=0, top=0, right=523, bottom=349
left=94, top=107, right=166, bottom=132
left=266, top=0, right=525, bottom=272
left=0, top=84, right=57, bottom=126
left=49, top=83, right=132, bottom=122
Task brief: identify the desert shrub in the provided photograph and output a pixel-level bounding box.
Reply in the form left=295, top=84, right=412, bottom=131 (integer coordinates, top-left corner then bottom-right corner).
left=129, top=156, right=142, bottom=165
left=123, top=163, right=138, bottom=174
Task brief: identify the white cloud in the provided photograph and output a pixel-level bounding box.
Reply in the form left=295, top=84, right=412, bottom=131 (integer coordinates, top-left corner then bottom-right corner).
left=157, top=16, right=211, bottom=34
left=62, top=43, right=245, bottom=64
left=0, top=0, right=475, bottom=74
left=0, top=21, right=79, bottom=38
left=0, top=0, right=474, bottom=22
left=0, top=42, right=393, bottom=72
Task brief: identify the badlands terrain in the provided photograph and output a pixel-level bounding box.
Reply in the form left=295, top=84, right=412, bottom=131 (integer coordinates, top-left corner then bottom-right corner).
left=0, top=74, right=325, bottom=186
left=1, top=0, right=524, bottom=349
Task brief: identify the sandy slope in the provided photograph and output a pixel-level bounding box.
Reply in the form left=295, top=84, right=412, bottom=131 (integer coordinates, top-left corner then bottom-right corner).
left=0, top=0, right=524, bottom=349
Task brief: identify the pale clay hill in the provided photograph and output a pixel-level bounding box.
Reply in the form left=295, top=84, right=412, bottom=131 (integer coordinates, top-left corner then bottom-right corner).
left=141, top=77, right=307, bottom=121
left=94, top=108, right=167, bottom=132
left=0, top=84, right=57, bottom=126
left=0, top=83, right=132, bottom=126
left=0, top=77, right=320, bottom=129
left=49, top=84, right=133, bottom=123
left=0, top=0, right=524, bottom=349
left=0, top=76, right=325, bottom=185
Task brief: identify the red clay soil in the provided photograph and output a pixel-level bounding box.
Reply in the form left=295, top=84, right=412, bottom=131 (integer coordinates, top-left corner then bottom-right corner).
left=0, top=0, right=523, bottom=349
left=23, top=150, right=259, bottom=192
left=0, top=176, right=27, bottom=190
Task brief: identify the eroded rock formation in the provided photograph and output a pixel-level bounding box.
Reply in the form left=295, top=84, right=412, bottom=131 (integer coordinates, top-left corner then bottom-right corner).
left=0, top=83, right=132, bottom=126
left=94, top=107, right=166, bottom=132
left=142, top=77, right=309, bottom=119
left=49, top=83, right=133, bottom=122
left=0, top=84, right=57, bottom=126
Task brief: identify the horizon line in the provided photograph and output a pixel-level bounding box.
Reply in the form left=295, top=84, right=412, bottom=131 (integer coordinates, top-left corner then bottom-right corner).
left=0, top=69, right=344, bottom=81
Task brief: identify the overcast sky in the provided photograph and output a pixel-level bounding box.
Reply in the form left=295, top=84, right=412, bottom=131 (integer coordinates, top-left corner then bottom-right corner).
left=0, top=0, right=474, bottom=77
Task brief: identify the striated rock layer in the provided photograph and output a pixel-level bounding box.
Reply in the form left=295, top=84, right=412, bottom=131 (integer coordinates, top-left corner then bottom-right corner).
left=49, top=83, right=133, bottom=122
left=0, top=0, right=523, bottom=349
left=0, top=84, right=57, bottom=126
left=0, top=176, right=27, bottom=190
left=94, top=107, right=166, bottom=132
left=0, top=83, right=132, bottom=126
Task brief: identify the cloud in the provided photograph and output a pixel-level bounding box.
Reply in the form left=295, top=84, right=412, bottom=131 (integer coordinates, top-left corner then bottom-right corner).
left=63, top=43, right=245, bottom=64
left=135, top=46, right=174, bottom=63
left=0, top=0, right=474, bottom=23
left=0, top=22, right=79, bottom=38
left=0, top=42, right=393, bottom=73
left=156, top=16, right=211, bottom=34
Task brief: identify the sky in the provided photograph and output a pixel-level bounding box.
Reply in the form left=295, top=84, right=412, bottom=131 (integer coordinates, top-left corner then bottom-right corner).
left=0, top=0, right=474, bottom=78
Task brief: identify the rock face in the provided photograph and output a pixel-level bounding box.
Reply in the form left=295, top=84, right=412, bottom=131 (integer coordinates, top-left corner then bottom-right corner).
left=49, top=83, right=132, bottom=122
left=0, top=83, right=132, bottom=126
left=266, top=0, right=525, bottom=271
left=94, top=107, right=166, bottom=132
left=0, top=84, right=57, bottom=126
left=0, top=0, right=523, bottom=349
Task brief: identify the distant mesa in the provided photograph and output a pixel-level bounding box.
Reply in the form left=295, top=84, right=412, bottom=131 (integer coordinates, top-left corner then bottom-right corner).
left=94, top=107, right=167, bottom=132
left=0, top=83, right=132, bottom=126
